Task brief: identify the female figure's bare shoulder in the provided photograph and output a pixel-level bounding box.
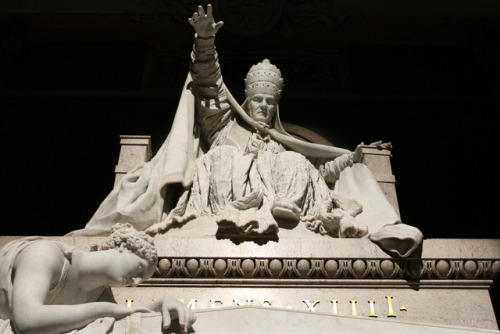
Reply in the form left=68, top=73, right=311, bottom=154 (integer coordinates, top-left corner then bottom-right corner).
left=14, top=239, right=69, bottom=278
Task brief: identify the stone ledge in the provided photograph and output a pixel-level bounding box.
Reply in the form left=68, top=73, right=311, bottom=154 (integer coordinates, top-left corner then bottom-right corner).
left=1, top=236, right=499, bottom=259
left=28, top=236, right=497, bottom=259
left=1, top=236, right=498, bottom=283
left=110, top=306, right=500, bottom=334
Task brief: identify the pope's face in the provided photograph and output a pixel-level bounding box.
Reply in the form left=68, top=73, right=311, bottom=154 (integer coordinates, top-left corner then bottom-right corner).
left=248, top=93, right=277, bottom=125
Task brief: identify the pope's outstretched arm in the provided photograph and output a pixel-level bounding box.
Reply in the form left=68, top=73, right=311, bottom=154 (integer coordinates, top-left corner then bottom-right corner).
left=188, top=4, right=231, bottom=147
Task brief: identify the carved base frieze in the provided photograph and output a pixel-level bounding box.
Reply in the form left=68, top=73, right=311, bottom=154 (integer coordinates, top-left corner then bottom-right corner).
left=153, top=257, right=499, bottom=282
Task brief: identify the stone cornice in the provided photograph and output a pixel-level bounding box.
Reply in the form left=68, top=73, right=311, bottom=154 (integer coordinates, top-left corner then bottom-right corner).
left=151, top=257, right=499, bottom=283
left=1, top=236, right=498, bottom=286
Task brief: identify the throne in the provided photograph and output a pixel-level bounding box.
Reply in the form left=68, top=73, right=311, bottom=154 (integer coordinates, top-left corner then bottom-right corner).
left=113, top=122, right=400, bottom=218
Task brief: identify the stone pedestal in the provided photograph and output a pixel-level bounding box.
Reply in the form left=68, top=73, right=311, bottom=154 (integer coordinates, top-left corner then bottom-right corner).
left=113, top=236, right=500, bottom=330
left=3, top=236, right=497, bottom=333
left=110, top=307, right=500, bottom=334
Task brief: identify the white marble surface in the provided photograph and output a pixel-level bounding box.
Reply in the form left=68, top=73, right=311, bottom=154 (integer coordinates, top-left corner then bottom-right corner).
left=110, top=306, right=500, bottom=334
left=2, top=237, right=498, bottom=260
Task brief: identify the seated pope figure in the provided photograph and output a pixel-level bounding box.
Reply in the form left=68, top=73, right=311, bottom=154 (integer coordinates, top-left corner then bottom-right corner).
left=71, top=4, right=423, bottom=258
left=145, top=7, right=368, bottom=238
left=0, top=223, right=196, bottom=334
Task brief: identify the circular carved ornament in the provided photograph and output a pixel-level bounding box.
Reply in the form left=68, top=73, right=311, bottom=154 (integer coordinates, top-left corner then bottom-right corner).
left=214, top=0, right=285, bottom=36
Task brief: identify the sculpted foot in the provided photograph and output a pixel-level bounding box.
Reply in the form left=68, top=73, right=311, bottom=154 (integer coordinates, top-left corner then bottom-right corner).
left=272, top=201, right=301, bottom=222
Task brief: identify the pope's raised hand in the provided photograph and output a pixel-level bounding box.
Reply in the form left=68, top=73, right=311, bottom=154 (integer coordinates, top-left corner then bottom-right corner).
left=189, top=4, right=224, bottom=38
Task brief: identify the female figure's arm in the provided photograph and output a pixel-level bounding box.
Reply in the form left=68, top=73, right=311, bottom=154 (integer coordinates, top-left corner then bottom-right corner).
left=10, top=241, right=149, bottom=334
left=142, top=297, right=197, bottom=334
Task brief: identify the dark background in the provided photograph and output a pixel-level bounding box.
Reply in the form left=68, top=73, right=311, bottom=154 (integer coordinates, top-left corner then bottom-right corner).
left=1, top=0, right=499, bottom=320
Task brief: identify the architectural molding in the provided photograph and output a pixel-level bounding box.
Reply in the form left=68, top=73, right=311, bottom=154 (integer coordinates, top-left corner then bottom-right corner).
left=152, top=257, right=499, bottom=282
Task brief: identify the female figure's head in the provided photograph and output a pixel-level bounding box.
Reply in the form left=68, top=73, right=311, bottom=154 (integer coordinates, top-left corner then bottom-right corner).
left=91, top=223, right=158, bottom=286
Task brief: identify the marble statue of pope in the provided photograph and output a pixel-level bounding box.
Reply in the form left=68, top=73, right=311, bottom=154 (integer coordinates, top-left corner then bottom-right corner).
left=69, top=4, right=423, bottom=258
